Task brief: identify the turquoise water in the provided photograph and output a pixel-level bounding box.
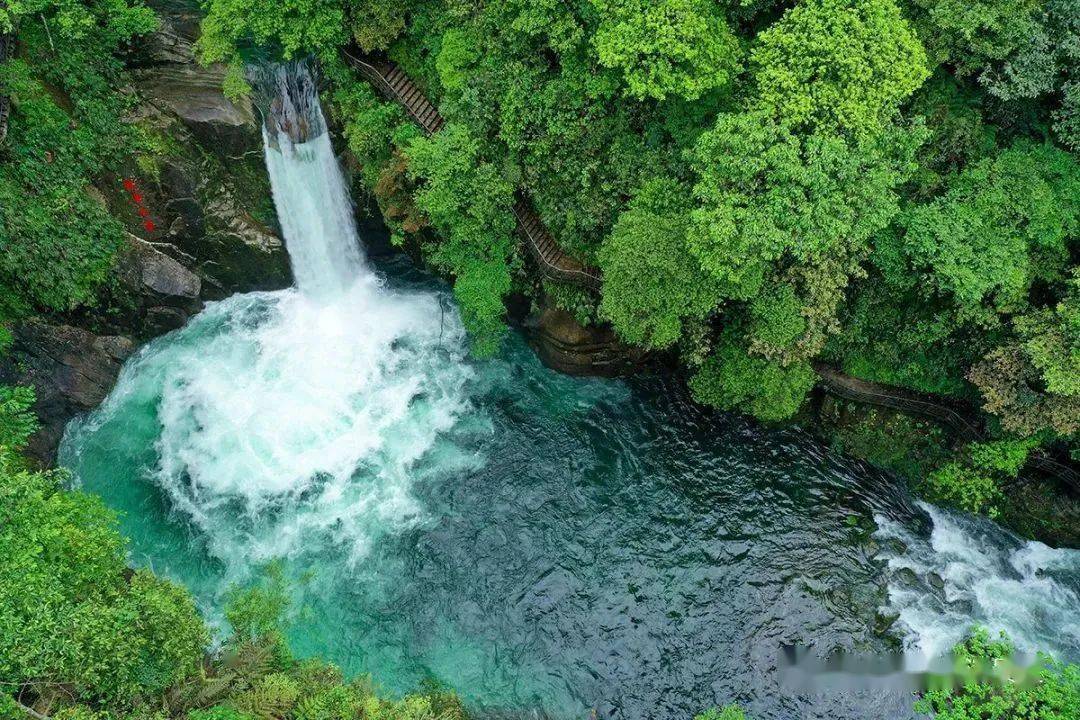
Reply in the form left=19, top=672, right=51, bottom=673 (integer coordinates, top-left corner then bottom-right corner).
left=57, top=259, right=1080, bottom=720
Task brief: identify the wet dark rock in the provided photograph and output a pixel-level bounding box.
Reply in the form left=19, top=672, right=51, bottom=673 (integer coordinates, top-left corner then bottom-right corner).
left=99, top=85, right=289, bottom=301
left=0, top=321, right=135, bottom=464
left=884, top=539, right=908, bottom=556
left=893, top=567, right=920, bottom=587
left=526, top=307, right=648, bottom=378
left=873, top=608, right=901, bottom=636
left=927, top=572, right=946, bottom=590
left=128, top=8, right=258, bottom=156
left=97, top=1, right=291, bottom=300
left=144, top=306, right=191, bottom=334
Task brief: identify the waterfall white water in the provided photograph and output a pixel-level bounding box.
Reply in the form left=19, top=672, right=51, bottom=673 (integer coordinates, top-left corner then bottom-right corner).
left=62, top=64, right=475, bottom=576
left=57, top=65, right=1080, bottom=704
left=262, top=108, right=366, bottom=298
left=249, top=62, right=365, bottom=299
left=875, top=502, right=1080, bottom=662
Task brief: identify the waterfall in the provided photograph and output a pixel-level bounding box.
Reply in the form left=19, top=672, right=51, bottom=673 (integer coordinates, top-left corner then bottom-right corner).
left=57, top=63, right=1080, bottom=714
left=260, top=64, right=366, bottom=299
left=60, top=63, right=474, bottom=576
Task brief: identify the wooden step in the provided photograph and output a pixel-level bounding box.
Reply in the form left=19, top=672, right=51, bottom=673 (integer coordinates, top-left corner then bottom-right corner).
left=346, top=50, right=603, bottom=291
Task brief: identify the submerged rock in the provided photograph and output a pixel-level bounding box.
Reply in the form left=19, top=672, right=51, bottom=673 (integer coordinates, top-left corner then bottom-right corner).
left=873, top=608, right=901, bottom=636
left=0, top=321, right=135, bottom=464
left=527, top=307, right=648, bottom=377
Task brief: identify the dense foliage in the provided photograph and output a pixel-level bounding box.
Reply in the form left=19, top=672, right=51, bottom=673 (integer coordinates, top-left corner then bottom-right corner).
left=3, top=1, right=1079, bottom=718
left=3, top=0, right=1077, bottom=542
left=0, top=0, right=154, bottom=318
left=0, top=383, right=471, bottom=720
left=278, top=0, right=1080, bottom=537
left=915, top=627, right=1080, bottom=719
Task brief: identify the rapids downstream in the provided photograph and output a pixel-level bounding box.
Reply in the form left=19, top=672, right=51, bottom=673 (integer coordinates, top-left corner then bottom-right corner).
left=58, top=67, right=1080, bottom=720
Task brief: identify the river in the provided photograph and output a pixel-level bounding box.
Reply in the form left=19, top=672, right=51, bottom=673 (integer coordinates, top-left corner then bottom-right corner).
left=57, top=65, right=1080, bottom=720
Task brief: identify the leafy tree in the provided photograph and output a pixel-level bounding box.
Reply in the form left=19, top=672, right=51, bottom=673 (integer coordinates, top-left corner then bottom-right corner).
left=197, top=0, right=349, bottom=63
left=922, top=438, right=1037, bottom=517
left=2, top=0, right=155, bottom=45
left=197, top=0, right=406, bottom=66
left=404, top=123, right=516, bottom=355
left=597, top=178, right=721, bottom=349
left=435, top=27, right=483, bottom=93
left=905, top=0, right=1042, bottom=75
left=970, top=348, right=1080, bottom=439
left=748, top=282, right=806, bottom=354
left=0, top=0, right=154, bottom=316
left=689, top=111, right=923, bottom=360
left=0, top=385, right=37, bottom=453
left=968, top=276, right=1080, bottom=440
left=1015, top=274, right=1080, bottom=399
left=0, top=455, right=208, bottom=704
left=688, top=111, right=924, bottom=298
left=589, top=0, right=742, bottom=101
left=915, top=627, right=1080, bottom=719
left=348, top=0, right=408, bottom=52
left=891, top=142, right=1080, bottom=327
left=690, top=329, right=816, bottom=421
left=752, top=0, right=928, bottom=138
left=903, top=72, right=998, bottom=199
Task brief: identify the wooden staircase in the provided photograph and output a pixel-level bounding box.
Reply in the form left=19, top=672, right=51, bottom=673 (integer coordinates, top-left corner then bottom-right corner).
left=342, top=50, right=602, bottom=292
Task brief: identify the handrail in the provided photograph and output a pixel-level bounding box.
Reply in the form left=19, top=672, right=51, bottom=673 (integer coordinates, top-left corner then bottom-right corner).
left=341, top=48, right=603, bottom=292
left=342, top=50, right=395, bottom=99
left=510, top=197, right=602, bottom=291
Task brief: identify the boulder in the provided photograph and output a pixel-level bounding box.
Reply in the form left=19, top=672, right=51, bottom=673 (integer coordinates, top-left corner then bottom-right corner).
left=527, top=307, right=648, bottom=377
left=106, top=237, right=204, bottom=336
left=124, top=237, right=202, bottom=299
left=0, top=321, right=135, bottom=464
left=128, top=9, right=259, bottom=156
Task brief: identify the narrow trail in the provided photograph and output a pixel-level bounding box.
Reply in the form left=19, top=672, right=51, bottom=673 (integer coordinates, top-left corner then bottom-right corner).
left=343, top=51, right=603, bottom=292
left=814, top=362, right=1080, bottom=493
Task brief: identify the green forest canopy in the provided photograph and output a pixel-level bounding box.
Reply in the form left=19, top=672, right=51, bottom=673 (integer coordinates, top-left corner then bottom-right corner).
left=196, top=0, right=1080, bottom=523
left=3, top=0, right=1079, bottom=527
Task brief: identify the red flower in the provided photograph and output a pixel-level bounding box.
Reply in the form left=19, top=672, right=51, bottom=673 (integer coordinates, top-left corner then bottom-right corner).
left=123, top=178, right=136, bottom=191
left=138, top=207, right=150, bottom=217
left=143, top=220, right=156, bottom=233
left=132, top=193, right=143, bottom=204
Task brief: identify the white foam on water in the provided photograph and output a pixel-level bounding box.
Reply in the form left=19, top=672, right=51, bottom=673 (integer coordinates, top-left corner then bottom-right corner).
left=263, top=127, right=365, bottom=299
left=62, top=64, right=474, bottom=576
left=874, top=501, right=1080, bottom=663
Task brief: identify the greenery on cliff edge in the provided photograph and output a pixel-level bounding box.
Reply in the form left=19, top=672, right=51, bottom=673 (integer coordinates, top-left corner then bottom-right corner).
left=193, top=0, right=1080, bottom=539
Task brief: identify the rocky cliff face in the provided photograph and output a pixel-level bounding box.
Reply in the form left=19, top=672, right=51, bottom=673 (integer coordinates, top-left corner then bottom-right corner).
left=0, top=323, right=136, bottom=463
left=119, top=3, right=291, bottom=303
left=8, top=4, right=291, bottom=464
left=526, top=305, right=649, bottom=378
